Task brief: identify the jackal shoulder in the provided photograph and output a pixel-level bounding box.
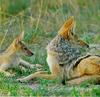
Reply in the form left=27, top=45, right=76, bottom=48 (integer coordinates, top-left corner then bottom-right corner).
left=46, top=35, right=85, bottom=65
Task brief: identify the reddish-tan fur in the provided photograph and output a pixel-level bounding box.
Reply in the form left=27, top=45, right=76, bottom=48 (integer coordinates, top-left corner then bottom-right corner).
left=0, top=32, right=39, bottom=76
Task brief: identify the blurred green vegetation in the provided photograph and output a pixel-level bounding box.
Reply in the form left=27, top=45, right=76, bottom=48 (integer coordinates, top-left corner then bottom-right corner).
left=0, top=0, right=100, bottom=96
left=0, top=0, right=100, bottom=48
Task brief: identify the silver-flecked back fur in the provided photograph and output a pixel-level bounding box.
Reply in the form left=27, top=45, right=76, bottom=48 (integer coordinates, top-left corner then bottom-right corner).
left=47, top=34, right=86, bottom=65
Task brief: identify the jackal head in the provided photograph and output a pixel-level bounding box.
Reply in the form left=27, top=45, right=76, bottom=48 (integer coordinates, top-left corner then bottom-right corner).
left=58, top=16, right=89, bottom=48
left=47, top=16, right=89, bottom=54
left=13, top=32, right=34, bottom=56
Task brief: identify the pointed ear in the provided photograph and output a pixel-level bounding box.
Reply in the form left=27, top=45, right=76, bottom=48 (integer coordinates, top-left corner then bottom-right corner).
left=58, top=16, right=75, bottom=39
left=16, top=31, right=24, bottom=42
left=14, top=31, right=24, bottom=46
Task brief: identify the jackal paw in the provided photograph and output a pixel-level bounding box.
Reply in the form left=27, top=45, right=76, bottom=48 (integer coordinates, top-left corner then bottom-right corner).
left=35, top=64, right=43, bottom=68
left=31, top=64, right=43, bottom=71
left=29, top=64, right=42, bottom=70
left=6, top=72, right=15, bottom=77
left=17, top=78, right=26, bottom=83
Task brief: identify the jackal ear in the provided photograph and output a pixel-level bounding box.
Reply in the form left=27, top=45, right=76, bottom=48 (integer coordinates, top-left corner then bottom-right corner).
left=58, top=16, right=75, bottom=39
left=16, top=31, right=24, bottom=42
left=14, top=31, right=24, bottom=46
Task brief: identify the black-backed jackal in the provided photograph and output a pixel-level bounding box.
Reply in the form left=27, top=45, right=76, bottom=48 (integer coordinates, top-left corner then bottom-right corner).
left=17, top=17, right=100, bottom=85
left=0, top=32, right=37, bottom=76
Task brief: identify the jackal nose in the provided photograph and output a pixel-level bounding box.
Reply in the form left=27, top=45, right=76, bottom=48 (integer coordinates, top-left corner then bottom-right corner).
left=30, top=52, right=34, bottom=56
left=85, top=43, right=89, bottom=48
left=27, top=51, right=34, bottom=56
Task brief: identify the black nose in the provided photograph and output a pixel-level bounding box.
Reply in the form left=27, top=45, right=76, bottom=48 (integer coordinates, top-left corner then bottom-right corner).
left=27, top=51, right=34, bottom=56
left=30, top=52, right=34, bottom=56
left=86, top=44, right=89, bottom=48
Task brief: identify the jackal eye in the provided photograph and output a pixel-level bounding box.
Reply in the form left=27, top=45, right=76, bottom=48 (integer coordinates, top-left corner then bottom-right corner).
left=71, top=32, right=74, bottom=35
left=70, top=29, right=74, bottom=36
left=23, top=47, right=28, bottom=50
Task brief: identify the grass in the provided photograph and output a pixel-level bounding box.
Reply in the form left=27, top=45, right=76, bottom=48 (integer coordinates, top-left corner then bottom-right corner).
left=0, top=72, right=100, bottom=96
left=0, top=0, right=100, bottom=96
left=0, top=46, right=100, bottom=96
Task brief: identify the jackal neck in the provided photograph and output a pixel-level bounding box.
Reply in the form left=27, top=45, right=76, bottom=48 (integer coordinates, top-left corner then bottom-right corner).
left=47, top=34, right=86, bottom=66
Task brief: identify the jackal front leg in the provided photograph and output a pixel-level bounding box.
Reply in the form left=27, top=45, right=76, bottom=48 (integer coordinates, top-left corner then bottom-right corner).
left=19, top=59, right=42, bottom=69
left=17, top=71, right=58, bottom=82
left=17, top=63, right=61, bottom=82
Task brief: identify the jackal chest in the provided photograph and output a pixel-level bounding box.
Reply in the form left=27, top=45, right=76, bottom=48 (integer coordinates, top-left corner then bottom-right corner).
left=9, top=56, right=20, bottom=68
left=0, top=56, right=20, bottom=69
left=47, top=52, right=60, bottom=73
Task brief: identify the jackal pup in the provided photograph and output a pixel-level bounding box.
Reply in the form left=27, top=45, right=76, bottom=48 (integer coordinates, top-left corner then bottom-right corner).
left=0, top=31, right=35, bottom=76
left=18, top=17, right=99, bottom=85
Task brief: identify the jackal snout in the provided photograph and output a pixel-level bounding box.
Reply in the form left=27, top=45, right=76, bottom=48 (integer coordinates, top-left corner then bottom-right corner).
left=19, top=41, right=34, bottom=56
